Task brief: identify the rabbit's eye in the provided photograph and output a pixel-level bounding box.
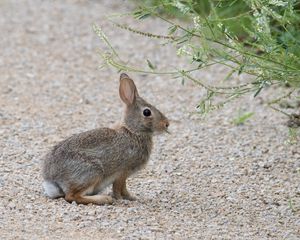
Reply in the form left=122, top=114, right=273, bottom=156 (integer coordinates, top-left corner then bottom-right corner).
left=143, top=108, right=151, bottom=117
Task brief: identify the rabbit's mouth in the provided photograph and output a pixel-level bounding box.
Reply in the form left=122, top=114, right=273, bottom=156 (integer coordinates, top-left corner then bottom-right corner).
left=154, top=127, right=170, bottom=135
left=164, top=129, right=171, bottom=134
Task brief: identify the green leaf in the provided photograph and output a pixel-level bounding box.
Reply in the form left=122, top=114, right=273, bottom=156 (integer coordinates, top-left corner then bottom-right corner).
left=224, top=69, right=235, bottom=81
left=138, top=13, right=151, bottom=19
left=168, top=25, right=178, bottom=35
left=232, top=112, right=254, bottom=125
left=133, top=9, right=151, bottom=20
left=192, top=0, right=211, bottom=17
left=146, top=59, right=156, bottom=70
left=238, top=64, right=244, bottom=75
left=181, top=77, right=185, bottom=85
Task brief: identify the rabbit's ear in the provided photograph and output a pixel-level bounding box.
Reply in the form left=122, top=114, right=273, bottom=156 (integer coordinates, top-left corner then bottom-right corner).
left=119, top=73, right=139, bottom=105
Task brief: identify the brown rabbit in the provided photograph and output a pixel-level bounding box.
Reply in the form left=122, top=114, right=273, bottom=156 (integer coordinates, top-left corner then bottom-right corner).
left=42, top=73, right=169, bottom=205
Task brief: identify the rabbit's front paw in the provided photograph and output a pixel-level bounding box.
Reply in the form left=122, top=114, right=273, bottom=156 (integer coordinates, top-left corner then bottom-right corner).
left=122, top=192, right=137, bottom=201
left=112, top=192, right=123, bottom=200
left=122, top=194, right=137, bottom=201
left=112, top=192, right=136, bottom=201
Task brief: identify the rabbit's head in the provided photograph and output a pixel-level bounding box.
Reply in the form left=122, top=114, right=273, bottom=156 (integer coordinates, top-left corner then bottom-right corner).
left=119, top=73, right=169, bottom=134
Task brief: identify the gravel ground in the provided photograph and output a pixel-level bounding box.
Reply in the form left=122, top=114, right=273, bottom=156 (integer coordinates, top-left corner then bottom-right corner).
left=0, top=0, right=299, bottom=239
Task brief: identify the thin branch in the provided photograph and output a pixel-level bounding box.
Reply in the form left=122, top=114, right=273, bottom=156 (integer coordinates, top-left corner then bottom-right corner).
left=112, top=22, right=176, bottom=40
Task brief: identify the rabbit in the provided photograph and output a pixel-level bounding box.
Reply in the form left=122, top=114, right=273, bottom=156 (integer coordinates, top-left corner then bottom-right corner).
left=42, top=73, right=169, bottom=205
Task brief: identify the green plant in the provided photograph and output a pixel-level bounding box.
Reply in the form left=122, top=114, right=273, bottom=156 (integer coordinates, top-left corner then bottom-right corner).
left=232, top=110, right=254, bottom=125
left=285, top=127, right=299, bottom=144
left=288, top=198, right=297, bottom=213
left=95, top=0, right=300, bottom=117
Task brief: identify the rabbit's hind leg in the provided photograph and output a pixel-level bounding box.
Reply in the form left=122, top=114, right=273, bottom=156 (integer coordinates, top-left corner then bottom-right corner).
left=65, top=193, right=113, bottom=205
left=65, top=180, right=113, bottom=205
left=113, top=171, right=136, bottom=201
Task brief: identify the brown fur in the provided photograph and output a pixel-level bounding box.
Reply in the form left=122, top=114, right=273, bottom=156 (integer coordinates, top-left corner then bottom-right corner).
left=42, top=73, right=169, bottom=205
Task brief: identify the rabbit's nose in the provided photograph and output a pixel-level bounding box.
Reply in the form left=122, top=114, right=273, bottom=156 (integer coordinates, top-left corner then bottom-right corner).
left=165, top=120, right=169, bottom=128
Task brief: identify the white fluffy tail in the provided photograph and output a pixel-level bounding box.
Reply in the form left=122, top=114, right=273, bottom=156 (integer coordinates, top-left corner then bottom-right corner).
left=42, top=181, right=64, bottom=199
